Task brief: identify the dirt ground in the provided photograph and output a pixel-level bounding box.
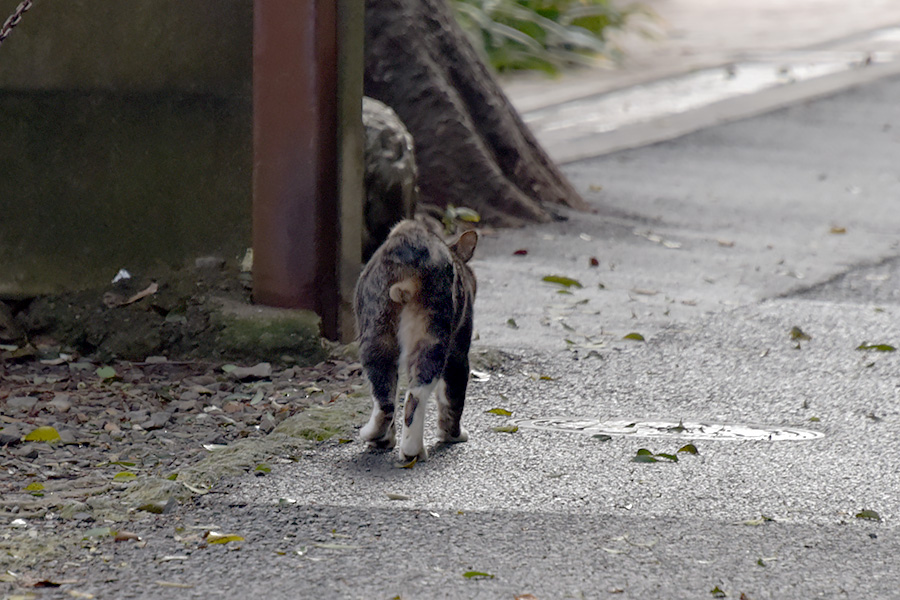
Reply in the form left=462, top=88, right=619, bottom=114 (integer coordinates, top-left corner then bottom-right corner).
left=0, top=261, right=372, bottom=591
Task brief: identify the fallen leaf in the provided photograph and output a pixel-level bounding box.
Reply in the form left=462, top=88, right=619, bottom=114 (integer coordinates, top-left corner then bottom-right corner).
left=542, top=275, right=583, bottom=288
left=830, top=226, right=847, bottom=234
left=205, top=531, right=245, bottom=544
left=492, top=426, right=519, bottom=433
left=113, top=472, right=137, bottom=481
left=25, top=482, right=45, bottom=492
left=856, top=509, right=881, bottom=521
left=506, top=318, right=519, bottom=329
left=711, top=586, right=727, bottom=598
left=623, top=332, right=645, bottom=341
left=462, top=571, right=494, bottom=580
left=677, top=443, right=699, bottom=455
left=513, top=249, right=528, bottom=256
left=589, top=257, right=600, bottom=267
left=516, top=595, right=539, bottom=600
left=591, top=434, right=612, bottom=442
left=386, top=493, right=410, bottom=501
left=789, top=326, right=811, bottom=341
left=485, top=408, right=513, bottom=416
left=856, top=343, right=896, bottom=352
left=24, top=426, right=61, bottom=442
left=254, top=464, right=272, bottom=474
left=396, top=456, right=418, bottom=469
left=115, top=531, right=141, bottom=542
left=95, top=366, right=118, bottom=380
left=122, top=282, right=159, bottom=306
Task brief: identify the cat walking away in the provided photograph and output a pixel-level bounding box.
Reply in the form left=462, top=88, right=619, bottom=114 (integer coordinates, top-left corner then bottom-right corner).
left=355, top=220, right=477, bottom=462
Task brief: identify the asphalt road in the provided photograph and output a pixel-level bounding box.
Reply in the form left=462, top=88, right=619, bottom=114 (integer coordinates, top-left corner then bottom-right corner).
left=25, top=76, right=900, bottom=600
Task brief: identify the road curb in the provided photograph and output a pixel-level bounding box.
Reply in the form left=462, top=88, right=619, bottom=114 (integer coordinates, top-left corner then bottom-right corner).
left=553, top=58, right=900, bottom=163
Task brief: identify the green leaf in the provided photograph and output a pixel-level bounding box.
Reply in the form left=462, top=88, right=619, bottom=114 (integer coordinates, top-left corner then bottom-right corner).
left=856, top=343, right=896, bottom=352
left=635, top=448, right=654, bottom=456
left=677, top=443, right=699, bottom=455
left=254, top=464, right=272, bottom=473
left=95, top=366, right=117, bottom=380
left=396, top=456, right=418, bottom=469
left=113, top=472, right=137, bottom=481
left=462, top=571, right=494, bottom=580
left=623, top=332, right=645, bottom=341
left=492, top=425, right=519, bottom=433
left=485, top=408, right=513, bottom=416
left=789, top=326, right=811, bottom=340
left=506, top=318, right=519, bottom=329
left=166, top=473, right=178, bottom=481
left=591, top=434, right=612, bottom=442
left=809, top=416, right=820, bottom=422
left=542, top=275, right=583, bottom=288
left=24, top=426, right=61, bottom=442
left=25, top=482, right=44, bottom=491
left=656, top=453, right=678, bottom=462
left=711, top=586, right=726, bottom=598
left=667, top=420, right=687, bottom=433
left=206, top=532, right=245, bottom=544
left=856, top=509, right=881, bottom=521
left=453, top=206, right=481, bottom=223
left=221, top=364, right=238, bottom=373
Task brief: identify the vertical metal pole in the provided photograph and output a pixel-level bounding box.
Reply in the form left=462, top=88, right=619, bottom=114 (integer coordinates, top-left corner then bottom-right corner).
left=337, top=0, right=365, bottom=342
left=252, top=0, right=340, bottom=339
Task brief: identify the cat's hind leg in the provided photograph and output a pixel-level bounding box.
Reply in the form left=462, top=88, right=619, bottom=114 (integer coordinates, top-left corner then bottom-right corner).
left=359, top=335, right=399, bottom=449
left=436, top=349, right=469, bottom=443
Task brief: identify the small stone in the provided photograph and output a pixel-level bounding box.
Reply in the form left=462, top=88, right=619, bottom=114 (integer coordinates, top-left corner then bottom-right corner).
left=48, top=394, right=72, bottom=412
left=13, top=446, right=39, bottom=459
left=173, top=399, right=199, bottom=412
left=228, top=362, right=273, bottom=381
left=126, top=410, right=148, bottom=423
left=223, top=401, right=244, bottom=414
left=7, top=396, right=37, bottom=411
left=259, top=413, right=276, bottom=434
left=104, top=422, right=122, bottom=434
left=141, top=412, right=171, bottom=430
left=0, top=425, right=22, bottom=446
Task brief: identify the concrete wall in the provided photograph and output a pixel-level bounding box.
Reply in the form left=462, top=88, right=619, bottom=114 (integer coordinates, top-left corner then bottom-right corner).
left=0, top=0, right=253, bottom=296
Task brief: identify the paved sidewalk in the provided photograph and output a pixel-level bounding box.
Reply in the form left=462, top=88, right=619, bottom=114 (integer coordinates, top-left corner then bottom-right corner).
left=503, top=0, right=900, bottom=161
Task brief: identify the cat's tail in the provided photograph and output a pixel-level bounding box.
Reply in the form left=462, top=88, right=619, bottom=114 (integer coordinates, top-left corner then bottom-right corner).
left=389, top=277, right=419, bottom=304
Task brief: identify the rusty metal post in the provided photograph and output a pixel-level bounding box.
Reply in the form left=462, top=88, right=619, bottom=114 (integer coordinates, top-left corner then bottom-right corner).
left=336, top=0, right=365, bottom=342
left=252, top=0, right=340, bottom=339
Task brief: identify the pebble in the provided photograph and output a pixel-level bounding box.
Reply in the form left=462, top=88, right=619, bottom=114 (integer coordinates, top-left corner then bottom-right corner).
left=7, top=396, right=37, bottom=411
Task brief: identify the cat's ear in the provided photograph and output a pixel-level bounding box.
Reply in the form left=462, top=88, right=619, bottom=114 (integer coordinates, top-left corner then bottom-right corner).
left=450, top=230, right=478, bottom=263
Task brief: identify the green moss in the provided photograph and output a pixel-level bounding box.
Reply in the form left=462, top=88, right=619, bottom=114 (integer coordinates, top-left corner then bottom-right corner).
left=215, top=300, right=326, bottom=365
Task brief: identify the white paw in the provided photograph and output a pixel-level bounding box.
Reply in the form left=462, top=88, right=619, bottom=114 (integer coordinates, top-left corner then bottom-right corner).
left=399, top=437, right=427, bottom=463
left=438, top=426, right=468, bottom=443
left=360, top=410, right=396, bottom=449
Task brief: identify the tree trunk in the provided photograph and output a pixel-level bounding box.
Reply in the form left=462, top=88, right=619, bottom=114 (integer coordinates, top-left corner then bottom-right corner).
left=364, top=0, right=588, bottom=227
